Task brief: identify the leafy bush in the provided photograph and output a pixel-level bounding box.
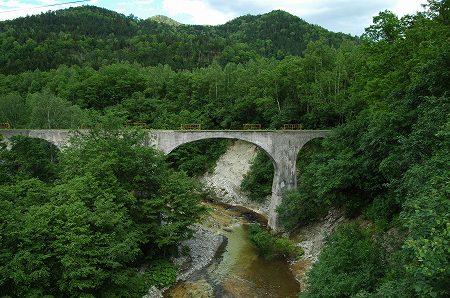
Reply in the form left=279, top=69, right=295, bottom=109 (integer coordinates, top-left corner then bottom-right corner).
left=278, top=190, right=329, bottom=230
left=301, top=223, right=382, bottom=298
left=144, top=259, right=177, bottom=288
left=167, top=139, right=228, bottom=176
left=241, top=150, right=274, bottom=202
left=363, top=194, right=399, bottom=231
left=248, top=224, right=303, bottom=260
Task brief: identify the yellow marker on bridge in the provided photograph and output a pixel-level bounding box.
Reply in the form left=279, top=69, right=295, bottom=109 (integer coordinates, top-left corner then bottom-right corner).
left=0, top=123, right=11, bottom=129
left=180, top=124, right=201, bottom=130
left=282, top=124, right=302, bottom=130
left=242, top=124, right=261, bottom=130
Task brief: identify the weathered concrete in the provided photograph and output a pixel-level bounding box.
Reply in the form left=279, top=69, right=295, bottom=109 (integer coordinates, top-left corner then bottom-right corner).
left=1, top=129, right=330, bottom=230
left=0, top=129, right=72, bottom=148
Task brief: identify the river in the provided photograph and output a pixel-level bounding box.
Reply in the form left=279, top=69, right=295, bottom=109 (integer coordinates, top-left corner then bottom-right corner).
left=164, top=201, right=300, bottom=298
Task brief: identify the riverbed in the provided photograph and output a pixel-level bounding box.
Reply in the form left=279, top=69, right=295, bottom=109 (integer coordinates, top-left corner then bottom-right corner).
left=165, top=201, right=300, bottom=298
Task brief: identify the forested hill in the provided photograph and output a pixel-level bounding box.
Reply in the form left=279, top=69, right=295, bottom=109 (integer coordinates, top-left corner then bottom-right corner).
left=0, top=5, right=354, bottom=74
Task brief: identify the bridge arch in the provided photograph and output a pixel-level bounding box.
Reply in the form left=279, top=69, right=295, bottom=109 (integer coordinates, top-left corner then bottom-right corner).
left=296, top=136, right=326, bottom=163
left=164, top=136, right=278, bottom=173
left=0, top=129, right=71, bottom=149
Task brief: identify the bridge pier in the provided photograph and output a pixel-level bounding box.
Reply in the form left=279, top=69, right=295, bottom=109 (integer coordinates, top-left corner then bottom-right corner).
left=268, top=147, right=301, bottom=231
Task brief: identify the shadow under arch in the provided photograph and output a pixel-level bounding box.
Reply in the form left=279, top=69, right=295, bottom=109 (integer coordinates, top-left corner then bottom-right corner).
left=165, top=136, right=278, bottom=174
left=296, top=136, right=326, bottom=170
left=1, top=134, right=60, bottom=182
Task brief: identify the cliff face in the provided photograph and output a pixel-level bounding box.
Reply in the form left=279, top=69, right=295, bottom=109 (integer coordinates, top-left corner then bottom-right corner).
left=200, top=140, right=271, bottom=216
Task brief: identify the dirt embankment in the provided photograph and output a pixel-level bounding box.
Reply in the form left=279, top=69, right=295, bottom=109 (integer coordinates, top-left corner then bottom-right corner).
left=200, top=140, right=270, bottom=216
left=290, top=209, right=346, bottom=291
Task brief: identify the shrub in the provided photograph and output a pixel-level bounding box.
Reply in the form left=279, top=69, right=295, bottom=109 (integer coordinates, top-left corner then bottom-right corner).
left=144, top=259, right=177, bottom=289
left=277, top=190, right=329, bottom=230
left=248, top=224, right=303, bottom=260
left=241, top=150, right=274, bottom=202
left=301, top=223, right=382, bottom=298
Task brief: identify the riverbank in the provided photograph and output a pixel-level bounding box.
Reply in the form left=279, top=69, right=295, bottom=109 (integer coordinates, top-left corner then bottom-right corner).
left=289, top=208, right=346, bottom=290
left=144, top=222, right=226, bottom=298
left=165, top=201, right=300, bottom=298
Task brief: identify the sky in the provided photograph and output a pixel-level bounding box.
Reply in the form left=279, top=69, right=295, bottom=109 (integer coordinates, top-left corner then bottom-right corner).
left=0, top=0, right=428, bottom=35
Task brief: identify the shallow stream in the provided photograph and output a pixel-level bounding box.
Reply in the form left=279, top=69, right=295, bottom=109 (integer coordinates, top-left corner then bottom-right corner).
left=165, top=202, right=300, bottom=298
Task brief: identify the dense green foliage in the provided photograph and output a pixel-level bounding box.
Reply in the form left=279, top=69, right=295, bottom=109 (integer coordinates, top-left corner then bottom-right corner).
left=301, top=224, right=383, bottom=298
left=278, top=1, right=450, bottom=297
left=0, top=7, right=353, bottom=75
left=248, top=224, right=304, bottom=260
left=167, top=139, right=228, bottom=176
left=0, top=129, right=204, bottom=297
left=0, top=7, right=357, bottom=131
left=240, top=150, right=273, bottom=202
left=0, top=52, right=356, bottom=130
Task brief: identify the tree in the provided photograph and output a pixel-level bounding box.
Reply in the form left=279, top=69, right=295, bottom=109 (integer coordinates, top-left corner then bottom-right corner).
left=0, top=135, right=59, bottom=183
left=0, top=93, right=28, bottom=128
left=27, top=91, right=87, bottom=129
left=363, top=11, right=403, bottom=43
left=0, top=129, right=205, bottom=296
left=301, top=224, right=382, bottom=298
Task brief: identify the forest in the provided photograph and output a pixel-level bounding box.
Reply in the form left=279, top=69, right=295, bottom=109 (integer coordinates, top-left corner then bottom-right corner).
left=0, top=1, right=449, bottom=297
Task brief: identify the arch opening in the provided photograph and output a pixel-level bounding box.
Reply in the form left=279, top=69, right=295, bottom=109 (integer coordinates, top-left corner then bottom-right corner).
left=166, top=137, right=276, bottom=204
left=296, top=137, right=325, bottom=182
left=0, top=134, right=60, bottom=183
left=166, top=138, right=229, bottom=177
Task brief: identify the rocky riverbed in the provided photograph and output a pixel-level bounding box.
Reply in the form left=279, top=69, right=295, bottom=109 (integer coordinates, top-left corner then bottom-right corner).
left=143, top=224, right=226, bottom=298
left=172, top=225, right=226, bottom=282
left=145, top=139, right=346, bottom=297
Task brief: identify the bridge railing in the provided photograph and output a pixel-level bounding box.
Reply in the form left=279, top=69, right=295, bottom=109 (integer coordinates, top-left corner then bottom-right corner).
left=180, top=123, right=201, bottom=130
left=242, top=123, right=262, bottom=130
left=282, top=124, right=302, bottom=130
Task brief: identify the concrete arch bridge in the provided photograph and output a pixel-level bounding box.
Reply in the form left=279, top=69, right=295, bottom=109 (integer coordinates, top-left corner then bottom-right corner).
left=1, top=129, right=330, bottom=230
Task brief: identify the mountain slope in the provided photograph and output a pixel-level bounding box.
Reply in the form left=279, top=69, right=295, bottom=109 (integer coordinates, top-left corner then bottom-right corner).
left=0, top=6, right=355, bottom=74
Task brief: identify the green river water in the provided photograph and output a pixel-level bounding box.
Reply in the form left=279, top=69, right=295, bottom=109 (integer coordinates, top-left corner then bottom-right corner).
left=165, top=202, right=300, bottom=298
